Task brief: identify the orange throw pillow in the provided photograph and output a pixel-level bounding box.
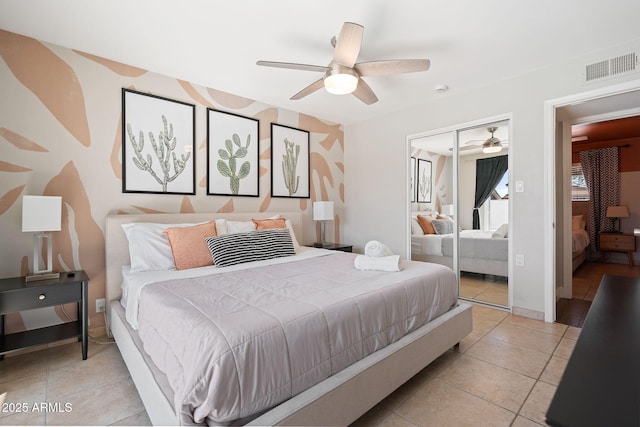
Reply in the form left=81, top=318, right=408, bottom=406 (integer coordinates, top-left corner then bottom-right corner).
left=252, top=218, right=287, bottom=230
left=164, top=221, right=217, bottom=270
left=417, top=215, right=436, bottom=234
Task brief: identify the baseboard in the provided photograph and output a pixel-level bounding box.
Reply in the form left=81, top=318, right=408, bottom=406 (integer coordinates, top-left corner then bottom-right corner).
left=512, top=306, right=544, bottom=321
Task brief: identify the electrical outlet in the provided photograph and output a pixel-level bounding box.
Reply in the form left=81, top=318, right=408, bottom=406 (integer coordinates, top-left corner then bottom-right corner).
left=96, top=298, right=106, bottom=313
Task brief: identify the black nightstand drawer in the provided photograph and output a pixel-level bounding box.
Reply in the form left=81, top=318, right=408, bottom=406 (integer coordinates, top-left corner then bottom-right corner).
left=0, top=282, right=81, bottom=314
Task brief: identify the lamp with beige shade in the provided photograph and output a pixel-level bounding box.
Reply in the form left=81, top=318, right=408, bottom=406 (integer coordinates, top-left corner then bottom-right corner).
left=605, top=205, right=629, bottom=233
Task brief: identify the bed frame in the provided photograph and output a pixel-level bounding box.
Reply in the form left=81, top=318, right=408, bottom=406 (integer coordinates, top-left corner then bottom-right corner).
left=105, top=212, right=473, bottom=426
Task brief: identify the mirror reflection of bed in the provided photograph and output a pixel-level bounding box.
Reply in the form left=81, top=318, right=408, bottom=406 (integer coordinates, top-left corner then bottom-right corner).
left=409, top=120, right=510, bottom=308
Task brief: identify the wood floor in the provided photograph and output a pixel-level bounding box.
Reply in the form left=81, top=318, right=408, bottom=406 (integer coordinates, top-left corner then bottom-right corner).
left=556, top=260, right=640, bottom=327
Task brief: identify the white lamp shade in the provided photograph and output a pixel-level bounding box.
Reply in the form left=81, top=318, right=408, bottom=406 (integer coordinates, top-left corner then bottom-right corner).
left=606, top=205, right=629, bottom=218
left=313, top=201, right=334, bottom=221
left=22, top=196, right=62, bottom=232
left=441, top=204, right=454, bottom=216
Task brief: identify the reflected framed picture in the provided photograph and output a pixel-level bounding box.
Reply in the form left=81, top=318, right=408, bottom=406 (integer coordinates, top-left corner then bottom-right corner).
left=410, top=157, right=416, bottom=203
left=122, top=89, right=195, bottom=194
left=206, top=109, right=259, bottom=197
left=417, top=158, right=432, bottom=203
left=270, top=123, right=310, bottom=198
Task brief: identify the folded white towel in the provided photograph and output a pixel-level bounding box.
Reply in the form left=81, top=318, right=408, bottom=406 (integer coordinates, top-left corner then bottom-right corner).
left=354, top=254, right=400, bottom=272
left=364, top=240, right=394, bottom=257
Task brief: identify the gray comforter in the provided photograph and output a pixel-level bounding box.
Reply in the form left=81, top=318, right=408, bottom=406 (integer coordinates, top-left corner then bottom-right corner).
left=137, top=252, right=457, bottom=425
left=442, top=234, right=508, bottom=260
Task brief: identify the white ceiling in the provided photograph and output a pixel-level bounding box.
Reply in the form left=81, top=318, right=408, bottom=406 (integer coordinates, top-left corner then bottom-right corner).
left=1, top=0, right=639, bottom=125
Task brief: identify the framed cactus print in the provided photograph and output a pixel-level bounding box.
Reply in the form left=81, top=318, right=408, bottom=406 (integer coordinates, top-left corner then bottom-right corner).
left=270, top=123, right=310, bottom=199
left=417, top=158, right=432, bottom=203
left=122, top=89, right=195, bottom=194
left=207, top=109, right=259, bottom=197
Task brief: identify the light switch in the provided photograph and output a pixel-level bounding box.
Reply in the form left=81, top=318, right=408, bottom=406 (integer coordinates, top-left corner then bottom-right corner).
left=515, top=180, right=524, bottom=192
left=515, top=254, right=525, bottom=266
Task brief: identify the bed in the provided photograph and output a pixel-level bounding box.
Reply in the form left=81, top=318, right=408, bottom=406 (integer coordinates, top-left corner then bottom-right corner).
left=411, top=230, right=509, bottom=278
left=571, top=202, right=590, bottom=272
left=571, top=228, right=590, bottom=272
left=105, top=212, right=472, bottom=426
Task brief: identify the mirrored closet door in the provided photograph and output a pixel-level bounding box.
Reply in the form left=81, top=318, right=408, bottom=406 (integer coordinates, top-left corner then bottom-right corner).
left=408, top=118, right=511, bottom=308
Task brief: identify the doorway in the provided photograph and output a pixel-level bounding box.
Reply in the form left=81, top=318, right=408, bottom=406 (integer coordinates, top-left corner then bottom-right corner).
left=543, top=79, right=640, bottom=322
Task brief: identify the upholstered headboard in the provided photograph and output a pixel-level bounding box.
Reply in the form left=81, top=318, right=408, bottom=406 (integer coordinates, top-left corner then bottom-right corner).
left=104, top=212, right=303, bottom=330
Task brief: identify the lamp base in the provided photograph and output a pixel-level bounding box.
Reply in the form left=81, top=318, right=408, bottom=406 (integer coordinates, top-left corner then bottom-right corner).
left=25, top=272, right=60, bottom=282
left=313, top=242, right=331, bottom=248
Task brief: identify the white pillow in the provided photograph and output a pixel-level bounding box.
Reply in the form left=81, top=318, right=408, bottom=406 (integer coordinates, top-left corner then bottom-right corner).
left=225, top=220, right=257, bottom=234
left=214, top=218, right=228, bottom=235
left=492, top=223, right=509, bottom=238
left=266, top=214, right=301, bottom=253
left=283, top=219, right=301, bottom=253
left=572, top=215, right=584, bottom=230
left=411, top=217, right=424, bottom=235
left=122, top=222, right=193, bottom=272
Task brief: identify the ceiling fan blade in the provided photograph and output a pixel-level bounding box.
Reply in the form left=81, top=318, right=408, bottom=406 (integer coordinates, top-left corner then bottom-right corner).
left=449, top=145, right=480, bottom=152
left=290, top=78, right=325, bottom=100
left=355, top=59, right=430, bottom=76
left=333, top=22, right=363, bottom=67
left=256, top=61, right=330, bottom=73
left=352, top=78, right=378, bottom=105
left=464, top=139, right=484, bottom=146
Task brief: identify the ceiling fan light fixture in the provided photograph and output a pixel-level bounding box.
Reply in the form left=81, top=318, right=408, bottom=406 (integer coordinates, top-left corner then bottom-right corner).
left=482, top=143, right=502, bottom=154
left=324, top=65, right=358, bottom=95
left=482, top=127, right=502, bottom=153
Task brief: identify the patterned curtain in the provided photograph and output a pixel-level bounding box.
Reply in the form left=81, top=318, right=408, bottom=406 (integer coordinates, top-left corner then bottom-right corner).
left=579, top=147, right=619, bottom=257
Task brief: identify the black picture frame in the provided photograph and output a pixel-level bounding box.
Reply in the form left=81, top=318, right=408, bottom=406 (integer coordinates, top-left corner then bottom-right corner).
left=410, top=157, right=416, bottom=203
left=122, top=89, right=195, bottom=194
left=270, top=123, right=310, bottom=199
left=417, top=158, right=432, bottom=203
left=206, top=109, right=260, bottom=197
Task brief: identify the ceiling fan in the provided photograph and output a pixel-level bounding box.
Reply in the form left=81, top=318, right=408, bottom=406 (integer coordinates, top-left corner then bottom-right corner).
left=256, top=22, right=430, bottom=105
left=457, top=127, right=508, bottom=153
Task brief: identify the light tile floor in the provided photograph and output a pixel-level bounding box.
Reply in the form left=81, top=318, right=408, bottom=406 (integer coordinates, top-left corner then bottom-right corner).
left=0, top=337, right=150, bottom=426
left=351, top=304, right=578, bottom=427
left=460, top=274, right=508, bottom=307
left=0, top=304, right=578, bottom=426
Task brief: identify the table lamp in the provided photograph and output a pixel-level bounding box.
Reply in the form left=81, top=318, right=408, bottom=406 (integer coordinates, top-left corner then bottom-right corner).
left=313, top=201, right=334, bottom=248
left=605, top=205, right=628, bottom=233
left=22, top=195, right=62, bottom=281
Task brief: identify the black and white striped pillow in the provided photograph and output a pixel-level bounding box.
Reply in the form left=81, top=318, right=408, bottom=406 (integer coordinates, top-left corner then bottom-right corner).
left=205, top=228, right=295, bottom=267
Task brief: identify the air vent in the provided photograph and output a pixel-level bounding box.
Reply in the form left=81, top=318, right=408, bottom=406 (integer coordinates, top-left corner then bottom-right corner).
left=585, top=52, right=638, bottom=82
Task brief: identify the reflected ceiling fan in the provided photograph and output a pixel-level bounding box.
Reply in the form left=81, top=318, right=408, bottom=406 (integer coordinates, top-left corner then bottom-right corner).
left=459, top=127, right=508, bottom=153
left=256, top=22, right=430, bottom=105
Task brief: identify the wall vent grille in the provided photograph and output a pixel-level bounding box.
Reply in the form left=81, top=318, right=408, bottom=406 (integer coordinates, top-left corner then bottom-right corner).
left=585, top=52, right=638, bottom=82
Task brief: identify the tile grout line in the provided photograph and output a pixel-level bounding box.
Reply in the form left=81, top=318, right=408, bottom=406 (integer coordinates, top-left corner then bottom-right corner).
left=510, top=318, right=579, bottom=426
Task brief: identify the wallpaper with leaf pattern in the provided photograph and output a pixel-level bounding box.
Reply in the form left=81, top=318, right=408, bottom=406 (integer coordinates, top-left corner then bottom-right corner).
left=0, top=29, right=344, bottom=333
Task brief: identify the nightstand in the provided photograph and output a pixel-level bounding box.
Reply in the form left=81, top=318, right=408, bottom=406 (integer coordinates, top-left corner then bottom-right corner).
left=0, top=270, right=89, bottom=360
left=598, top=233, right=636, bottom=266
left=310, top=243, right=353, bottom=252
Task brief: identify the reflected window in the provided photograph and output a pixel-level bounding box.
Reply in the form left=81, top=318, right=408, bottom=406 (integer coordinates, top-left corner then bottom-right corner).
left=488, top=170, right=508, bottom=230
left=571, top=163, right=589, bottom=201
